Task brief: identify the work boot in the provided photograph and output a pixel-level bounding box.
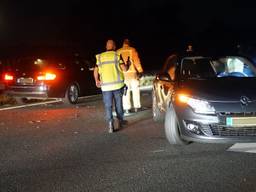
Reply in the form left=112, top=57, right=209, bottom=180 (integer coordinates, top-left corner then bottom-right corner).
left=108, top=121, right=114, bottom=133
left=117, top=119, right=128, bottom=130
left=134, top=108, right=140, bottom=113
left=124, top=109, right=130, bottom=114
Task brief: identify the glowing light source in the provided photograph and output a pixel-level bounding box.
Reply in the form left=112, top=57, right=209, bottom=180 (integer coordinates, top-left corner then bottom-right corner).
left=178, top=94, right=190, bottom=103
left=37, top=72, right=56, bottom=81
left=34, top=59, right=43, bottom=65
left=177, top=94, right=215, bottom=114
left=4, top=73, right=14, bottom=81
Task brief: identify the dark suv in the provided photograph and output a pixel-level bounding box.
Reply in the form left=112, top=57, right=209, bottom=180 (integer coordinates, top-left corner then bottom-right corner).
left=3, top=54, right=99, bottom=104
left=153, top=55, right=256, bottom=145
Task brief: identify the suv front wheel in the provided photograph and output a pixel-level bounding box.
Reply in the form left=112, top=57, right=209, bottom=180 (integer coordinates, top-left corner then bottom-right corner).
left=165, top=105, right=190, bottom=145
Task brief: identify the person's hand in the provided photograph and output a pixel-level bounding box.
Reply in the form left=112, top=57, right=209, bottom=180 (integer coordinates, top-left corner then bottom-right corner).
left=126, top=59, right=131, bottom=68
left=95, top=80, right=101, bottom=88
left=126, top=56, right=131, bottom=66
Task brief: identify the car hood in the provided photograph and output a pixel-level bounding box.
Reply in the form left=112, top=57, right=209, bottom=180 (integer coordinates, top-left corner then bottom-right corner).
left=179, top=78, right=256, bottom=102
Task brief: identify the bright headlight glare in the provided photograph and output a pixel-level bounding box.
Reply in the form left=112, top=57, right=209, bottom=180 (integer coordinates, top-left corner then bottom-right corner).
left=178, top=94, right=215, bottom=114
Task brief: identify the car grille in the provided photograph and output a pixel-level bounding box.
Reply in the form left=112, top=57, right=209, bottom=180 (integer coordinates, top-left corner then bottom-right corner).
left=209, top=124, right=256, bottom=137
left=188, top=112, right=256, bottom=137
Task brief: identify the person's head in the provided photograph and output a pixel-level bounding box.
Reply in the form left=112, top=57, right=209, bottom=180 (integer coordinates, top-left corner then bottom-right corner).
left=106, top=39, right=116, bottom=51
left=123, top=38, right=130, bottom=47
left=186, top=44, right=193, bottom=52
left=162, top=54, right=178, bottom=80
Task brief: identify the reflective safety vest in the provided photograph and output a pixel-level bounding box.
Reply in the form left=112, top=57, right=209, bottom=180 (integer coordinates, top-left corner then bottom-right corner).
left=96, top=51, right=125, bottom=91
left=117, top=45, right=143, bottom=80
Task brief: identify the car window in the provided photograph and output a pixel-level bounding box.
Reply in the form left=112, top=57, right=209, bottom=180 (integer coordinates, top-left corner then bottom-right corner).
left=181, top=58, right=216, bottom=79
left=212, top=57, right=256, bottom=77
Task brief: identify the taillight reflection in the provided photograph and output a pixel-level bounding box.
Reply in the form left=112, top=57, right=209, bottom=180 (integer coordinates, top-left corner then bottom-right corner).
left=37, top=73, right=56, bottom=81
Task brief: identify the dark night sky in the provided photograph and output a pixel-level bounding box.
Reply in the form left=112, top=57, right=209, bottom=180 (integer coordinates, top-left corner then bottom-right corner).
left=1, top=0, right=256, bottom=70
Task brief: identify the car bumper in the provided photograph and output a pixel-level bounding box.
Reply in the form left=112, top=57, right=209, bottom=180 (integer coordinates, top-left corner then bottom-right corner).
left=5, top=85, right=49, bottom=99
left=181, top=133, right=256, bottom=144
left=174, top=104, right=256, bottom=143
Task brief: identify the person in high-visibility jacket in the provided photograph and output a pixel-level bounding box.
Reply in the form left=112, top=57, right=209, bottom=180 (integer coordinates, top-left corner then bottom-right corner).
left=94, top=39, right=128, bottom=133
left=117, top=39, right=143, bottom=113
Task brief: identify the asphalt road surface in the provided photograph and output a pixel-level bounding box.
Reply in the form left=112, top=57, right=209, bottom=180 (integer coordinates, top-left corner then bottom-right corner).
left=0, top=91, right=256, bottom=192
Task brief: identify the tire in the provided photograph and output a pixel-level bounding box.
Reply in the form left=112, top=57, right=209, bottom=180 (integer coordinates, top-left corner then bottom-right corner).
left=63, top=83, right=79, bottom=104
left=152, top=89, right=163, bottom=122
left=165, top=105, right=189, bottom=145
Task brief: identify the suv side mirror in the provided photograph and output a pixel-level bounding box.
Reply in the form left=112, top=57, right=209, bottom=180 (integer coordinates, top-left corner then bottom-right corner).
left=157, top=73, right=172, bottom=81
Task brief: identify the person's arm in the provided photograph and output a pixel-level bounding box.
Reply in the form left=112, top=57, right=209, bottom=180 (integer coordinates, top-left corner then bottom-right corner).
left=120, top=63, right=128, bottom=72
left=93, top=66, right=101, bottom=88
left=119, top=54, right=128, bottom=72
left=132, top=49, right=143, bottom=73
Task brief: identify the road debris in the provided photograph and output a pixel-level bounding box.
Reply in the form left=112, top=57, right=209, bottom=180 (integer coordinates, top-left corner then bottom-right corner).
left=28, top=120, right=43, bottom=124
left=151, top=149, right=165, bottom=153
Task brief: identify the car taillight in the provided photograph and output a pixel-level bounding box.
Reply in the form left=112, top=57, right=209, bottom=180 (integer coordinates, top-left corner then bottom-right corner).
left=4, top=73, right=14, bottom=81
left=37, top=73, right=56, bottom=81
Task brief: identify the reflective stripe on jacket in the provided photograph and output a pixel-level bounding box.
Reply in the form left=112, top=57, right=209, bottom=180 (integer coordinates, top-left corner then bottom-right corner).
left=96, top=51, right=124, bottom=91
left=117, top=45, right=143, bottom=80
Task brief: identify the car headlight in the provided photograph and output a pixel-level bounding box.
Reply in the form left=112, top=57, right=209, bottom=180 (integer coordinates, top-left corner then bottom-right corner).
left=178, top=94, right=215, bottom=114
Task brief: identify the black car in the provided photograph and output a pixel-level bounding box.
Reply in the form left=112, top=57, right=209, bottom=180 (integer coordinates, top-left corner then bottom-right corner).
left=0, top=60, right=12, bottom=92
left=0, top=61, right=5, bottom=92
left=153, top=55, right=256, bottom=145
left=3, top=54, right=99, bottom=104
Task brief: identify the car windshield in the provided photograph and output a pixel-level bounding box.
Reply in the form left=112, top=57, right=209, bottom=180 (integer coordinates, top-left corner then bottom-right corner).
left=181, top=57, right=256, bottom=79
left=212, top=57, right=256, bottom=77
